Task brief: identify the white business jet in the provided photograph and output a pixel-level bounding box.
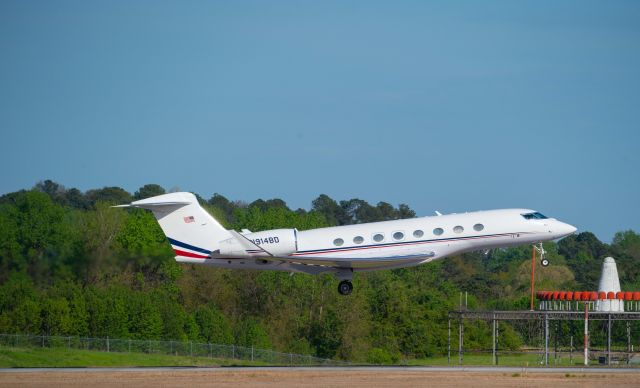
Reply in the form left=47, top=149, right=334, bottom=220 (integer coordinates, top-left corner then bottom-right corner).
left=115, top=192, right=576, bottom=295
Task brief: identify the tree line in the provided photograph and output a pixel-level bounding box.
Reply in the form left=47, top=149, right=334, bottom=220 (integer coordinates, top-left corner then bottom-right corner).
left=0, top=180, right=638, bottom=362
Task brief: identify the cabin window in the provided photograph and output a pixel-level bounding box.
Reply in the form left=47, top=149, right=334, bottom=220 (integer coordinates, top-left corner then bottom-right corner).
left=353, top=236, right=364, bottom=244
left=393, top=231, right=404, bottom=240
left=473, top=223, right=484, bottom=231
left=373, top=233, right=384, bottom=242
left=413, top=230, right=424, bottom=238
left=333, top=238, right=344, bottom=246
left=453, top=226, right=464, bottom=233
left=433, top=227, right=444, bottom=236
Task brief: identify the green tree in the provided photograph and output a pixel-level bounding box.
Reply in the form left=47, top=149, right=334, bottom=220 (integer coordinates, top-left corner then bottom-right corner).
left=1, top=191, right=78, bottom=283
left=85, top=187, right=132, bottom=207
left=85, top=286, right=129, bottom=338
left=0, top=272, right=41, bottom=334
left=312, top=194, right=347, bottom=225
left=127, top=291, right=162, bottom=339
left=77, top=202, right=127, bottom=281
left=114, top=208, right=173, bottom=269
left=208, top=193, right=238, bottom=224
left=47, top=280, right=89, bottom=336
left=234, top=317, right=271, bottom=349
left=133, top=184, right=166, bottom=200
left=194, top=304, right=233, bottom=344
left=40, top=297, right=72, bottom=335
left=558, top=232, right=609, bottom=287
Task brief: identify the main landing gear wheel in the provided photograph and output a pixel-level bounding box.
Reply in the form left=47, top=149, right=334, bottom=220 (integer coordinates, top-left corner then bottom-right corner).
left=540, top=258, right=550, bottom=267
left=338, top=280, right=353, bottom=296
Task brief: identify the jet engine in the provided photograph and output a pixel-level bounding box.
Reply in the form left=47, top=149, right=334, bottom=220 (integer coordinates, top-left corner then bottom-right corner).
left=219, top=228, right=298, bottom=257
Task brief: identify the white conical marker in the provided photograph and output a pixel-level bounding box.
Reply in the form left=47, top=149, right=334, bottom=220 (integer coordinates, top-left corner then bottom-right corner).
left=596, top=257, right=624, bottom=312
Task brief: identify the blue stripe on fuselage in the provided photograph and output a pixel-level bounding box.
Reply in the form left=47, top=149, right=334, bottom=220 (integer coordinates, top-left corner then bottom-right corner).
left=167, top=237, right=212, bottom=254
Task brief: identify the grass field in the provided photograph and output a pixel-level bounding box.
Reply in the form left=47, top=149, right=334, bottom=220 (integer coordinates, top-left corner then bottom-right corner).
left=0, top=346, right=268, bottom=368
left=408, top=353, right=591, bottom=367
left=0, top=346, right=633, bottom=368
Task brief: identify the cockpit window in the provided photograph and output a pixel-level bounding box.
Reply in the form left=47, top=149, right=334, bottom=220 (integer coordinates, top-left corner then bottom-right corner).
left=522, top=212, right=548, bottom=220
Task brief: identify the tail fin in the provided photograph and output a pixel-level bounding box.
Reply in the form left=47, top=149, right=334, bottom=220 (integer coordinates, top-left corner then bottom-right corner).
left=114, top=192, right=232, bottom=259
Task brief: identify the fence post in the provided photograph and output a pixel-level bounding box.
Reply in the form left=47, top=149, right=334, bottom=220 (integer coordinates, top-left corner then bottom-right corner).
left=544, top=313, right=549, bottom=366
left=251, top=346, right=254, bottom=361
left=570, top=336, right=573, bottom=364
left=232, top=344, right=235, bottom=359
left=492, top=314, right=496, bottom=366
left=628, top=321, right=632, bottom=365
left=607, top=313, right=612, bottom=366
left=68, top=336, right=71, bottom=349
left=458, top=318, right=463, bottom=365
left=42, top=335, right=44, bottom=348
left=447, top=319, right=451, bottom=365
left=107, top=336, right=110, bottom=353
left=190, top=341, right=193, bottom=357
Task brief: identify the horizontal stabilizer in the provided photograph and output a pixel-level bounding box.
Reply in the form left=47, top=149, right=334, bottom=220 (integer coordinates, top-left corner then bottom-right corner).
left=112, top=192, right=195, bottom=210
left=112, top=201, right=191, bottom=209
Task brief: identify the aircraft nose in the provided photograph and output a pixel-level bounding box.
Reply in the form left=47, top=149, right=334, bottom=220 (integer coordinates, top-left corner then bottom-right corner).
left=556, top=222, right=577, bottom=238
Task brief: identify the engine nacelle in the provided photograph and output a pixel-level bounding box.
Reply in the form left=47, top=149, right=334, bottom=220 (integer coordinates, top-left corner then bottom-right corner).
left=245, top=228, right=297, bottom=255
left=218, top=228, right=298, bottom=257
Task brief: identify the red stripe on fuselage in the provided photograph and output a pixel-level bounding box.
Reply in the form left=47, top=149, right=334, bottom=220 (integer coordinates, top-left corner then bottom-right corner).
left=173, top=249, right=209, bottom=259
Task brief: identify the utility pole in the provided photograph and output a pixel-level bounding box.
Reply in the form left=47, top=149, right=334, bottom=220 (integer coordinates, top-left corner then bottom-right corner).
left=530, top=245, right=536, bottom=310
left=492, top=314, right=496, bottom=365
left=447, top=319, right=451, bottom=365
left=584, top=302, right=589, bottom=366
left=544, top=313, right=549, bottom=365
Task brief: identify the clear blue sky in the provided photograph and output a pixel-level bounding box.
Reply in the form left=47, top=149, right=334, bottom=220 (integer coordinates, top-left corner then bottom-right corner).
left=1, top=1, right=638, bottom=242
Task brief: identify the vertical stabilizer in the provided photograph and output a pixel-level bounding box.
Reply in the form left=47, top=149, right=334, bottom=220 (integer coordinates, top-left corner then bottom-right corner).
left=115, top=192, right=232, bottom=259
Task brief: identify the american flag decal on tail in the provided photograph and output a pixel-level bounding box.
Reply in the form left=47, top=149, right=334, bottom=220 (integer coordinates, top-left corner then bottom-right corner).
left=183, top=216, right=195, bottom=223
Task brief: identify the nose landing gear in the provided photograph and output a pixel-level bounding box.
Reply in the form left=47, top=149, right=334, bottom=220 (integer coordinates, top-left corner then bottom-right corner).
left=338, top=280, right=353, bottom=295
left=535, top=243, right=549, bottom=267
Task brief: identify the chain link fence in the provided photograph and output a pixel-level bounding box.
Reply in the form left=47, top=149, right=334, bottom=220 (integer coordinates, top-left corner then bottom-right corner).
left=0, top=333, right=341, bottom=366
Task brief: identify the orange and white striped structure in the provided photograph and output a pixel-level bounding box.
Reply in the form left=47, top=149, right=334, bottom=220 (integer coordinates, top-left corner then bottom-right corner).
left=536, top=290, right=640, bottom=311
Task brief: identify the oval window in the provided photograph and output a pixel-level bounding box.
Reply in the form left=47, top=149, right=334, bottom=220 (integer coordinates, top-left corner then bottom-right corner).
left=413, top=230, right=424, bottom=238
left=353, top=236, right=364, bottom=244
left=333, top=238, right=344, bottom=246
left=393, top=231, right=404, bottom=240
left=453, top=226, right=464, bottom=233
left=433, top=228, right=444, bottom=236
left=473, top=223, right=484, bottom=231
left=373, top=233, right=384, bottom=242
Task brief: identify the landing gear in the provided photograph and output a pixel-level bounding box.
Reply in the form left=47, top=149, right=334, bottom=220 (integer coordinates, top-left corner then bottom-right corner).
left=535, top=243, right=549, bottom=267
left=338, top=280, right=353, bottom=296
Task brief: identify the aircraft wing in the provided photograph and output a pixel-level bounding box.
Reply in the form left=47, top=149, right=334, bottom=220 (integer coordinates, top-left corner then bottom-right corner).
left=211, top=231, right=433, bottom=270
left=210, top=251, right=433, bottom=270
left=278, top=253, right=433, bottom=269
